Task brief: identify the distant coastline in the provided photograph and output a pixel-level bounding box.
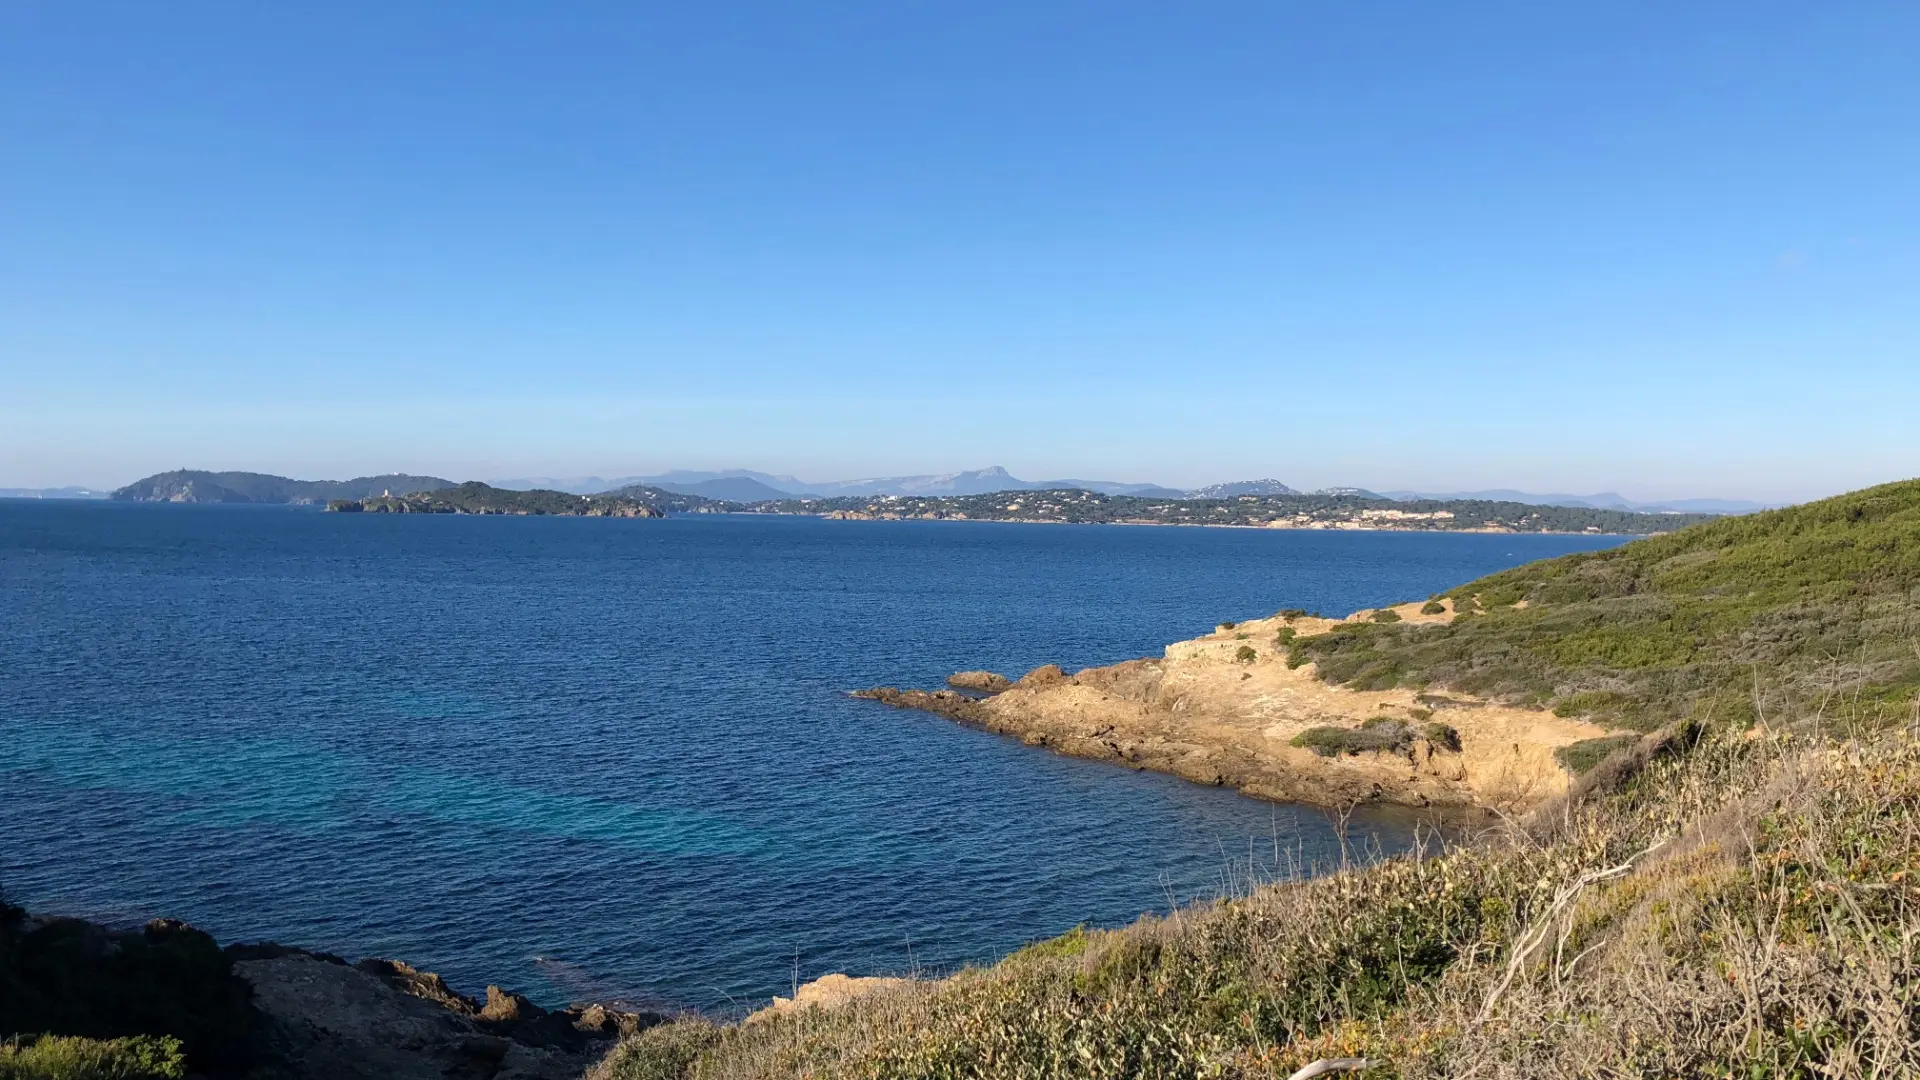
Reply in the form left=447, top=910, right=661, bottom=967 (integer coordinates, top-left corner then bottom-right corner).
left=101, top=469, right=1723, bottom=535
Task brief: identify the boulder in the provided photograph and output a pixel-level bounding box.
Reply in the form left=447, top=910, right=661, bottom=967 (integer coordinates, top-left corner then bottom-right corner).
left=946, top=671, right=1012, bottom=693
left=1018, top=664, right=1068, bottom=688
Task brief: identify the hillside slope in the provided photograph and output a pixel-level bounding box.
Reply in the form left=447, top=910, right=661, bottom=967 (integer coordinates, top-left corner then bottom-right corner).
left=596, top=479, right=1920, bottom=1080
left=1293, top=477, right=1920, bottom=730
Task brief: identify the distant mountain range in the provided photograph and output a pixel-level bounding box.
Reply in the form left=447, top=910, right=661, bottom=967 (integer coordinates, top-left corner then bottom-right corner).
left=112, top=471, right=454, bottom=504
left=89, top=467, right=1770, bottom=516
left=0, top=486, right=109, bottom=499
left=504, top=466, right=1186, bottom=500
left=1376, top=489, right=1775, bottom=514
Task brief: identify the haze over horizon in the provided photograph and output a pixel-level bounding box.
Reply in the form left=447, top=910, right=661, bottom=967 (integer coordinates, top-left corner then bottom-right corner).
left=3, top=3, right=1915, bottom=503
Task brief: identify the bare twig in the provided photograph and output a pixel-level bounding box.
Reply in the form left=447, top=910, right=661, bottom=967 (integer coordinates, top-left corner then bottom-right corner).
left=1478, top=840, right=1666, bottom=1023
left=1288, top=1058, right=1372, bottom=1080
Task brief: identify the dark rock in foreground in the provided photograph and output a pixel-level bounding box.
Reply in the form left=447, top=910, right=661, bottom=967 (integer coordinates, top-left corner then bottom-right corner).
left=0, top=904, right=662, bottom=1079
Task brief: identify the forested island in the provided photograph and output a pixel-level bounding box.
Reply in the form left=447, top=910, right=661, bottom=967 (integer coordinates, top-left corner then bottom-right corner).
left=328, top=482, right=675, bottom=516
left=113, top=470, right=454, bottom=505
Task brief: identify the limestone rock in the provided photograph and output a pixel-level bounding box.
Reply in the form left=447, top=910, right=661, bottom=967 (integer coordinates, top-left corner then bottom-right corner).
left=947, top=670, right=1013, bottom=693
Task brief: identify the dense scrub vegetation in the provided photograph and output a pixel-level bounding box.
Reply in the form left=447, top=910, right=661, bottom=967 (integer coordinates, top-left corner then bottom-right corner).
left=1290, top=478, right=1920, bottom=729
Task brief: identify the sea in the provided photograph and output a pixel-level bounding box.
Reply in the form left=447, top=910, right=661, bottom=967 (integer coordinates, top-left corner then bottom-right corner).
left=0, top=501, right=1627, bottom=1011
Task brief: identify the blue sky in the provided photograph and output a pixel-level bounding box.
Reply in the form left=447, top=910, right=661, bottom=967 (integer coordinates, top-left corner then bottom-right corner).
left=1, top=2, right=1914, bottom=499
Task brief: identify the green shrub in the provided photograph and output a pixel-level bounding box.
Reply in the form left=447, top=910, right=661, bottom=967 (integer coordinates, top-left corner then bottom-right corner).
left=1218, top=621, right=1237, bottom=631
left=1273, top=626, right=1297, bottom=645
left=1552, top=690, right=1629, bottom=717
left=1554, top=734, right=1639, bottom=775
left=0, top=1035, right=185, bottom=1080
left=1290, top=722, right=1412, bottom=757
left=1276, top=608, right=1310, bottom=620
left=1420, top=600, right=1447, bottom=615
left=1421, top=722, right=1462, bottom=752
left=1234, top=645, right=1257, bottom=663
left=1369, top=608, right=1403, bottom=623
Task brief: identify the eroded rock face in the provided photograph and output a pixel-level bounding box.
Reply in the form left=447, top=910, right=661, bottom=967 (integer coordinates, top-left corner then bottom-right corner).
left=745, top=973, right=910, bottom=1024
left=946, top=670, right=1013, bottom=694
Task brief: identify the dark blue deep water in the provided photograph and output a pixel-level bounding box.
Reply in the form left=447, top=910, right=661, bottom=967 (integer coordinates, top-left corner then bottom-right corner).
left=0, top=502, right=1626, bottom=1011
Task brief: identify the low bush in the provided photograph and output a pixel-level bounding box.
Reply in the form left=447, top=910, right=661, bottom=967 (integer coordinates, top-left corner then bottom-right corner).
left=1420, top=722, right=1462, bottom=752
left=0, top=1035, right=185, bottom=1080
left=1420, top=600, right=1447, bottom=615
left=1554, top=734, right=1640, bottom=776
left=1369, top=608, right=1402, bottom=623
left=1234, top=645, right=1257, bottom=663
left=1290, top=721, right=1412, bottom=757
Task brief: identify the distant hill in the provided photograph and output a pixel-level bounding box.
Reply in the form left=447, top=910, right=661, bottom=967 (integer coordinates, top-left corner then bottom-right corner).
left=796, top=466, right=1180, bottom=498
left=1186, top=479, right=1297, bottom=499
left=112, top=471, right=453, bottom=505
left=0, top=486, right=109, bottom=499
left=1378, top=488, right=1773, bottom=514
left=643, top=476, right=794, bottom=501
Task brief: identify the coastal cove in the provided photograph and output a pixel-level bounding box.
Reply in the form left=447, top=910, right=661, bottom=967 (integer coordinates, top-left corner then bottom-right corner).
left=0, top=502, right=1626, bottom=1013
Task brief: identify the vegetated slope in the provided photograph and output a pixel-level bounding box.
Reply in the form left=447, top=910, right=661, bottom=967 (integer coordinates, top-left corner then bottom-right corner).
left=1290, top=478, right=1920, bottom=731
left=594, top=483, right=1920, bottom=1080
left=112, top=470, right=452, bottom=504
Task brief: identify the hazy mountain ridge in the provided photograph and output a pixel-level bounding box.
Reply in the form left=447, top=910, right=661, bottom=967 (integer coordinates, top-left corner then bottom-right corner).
left=1379, top=488, right=1774, bottom=514
left=0, top=486, right=110, bottom=499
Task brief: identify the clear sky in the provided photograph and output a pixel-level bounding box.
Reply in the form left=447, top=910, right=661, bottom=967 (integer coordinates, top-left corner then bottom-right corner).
left=2, top=2, right=1914, bottom=500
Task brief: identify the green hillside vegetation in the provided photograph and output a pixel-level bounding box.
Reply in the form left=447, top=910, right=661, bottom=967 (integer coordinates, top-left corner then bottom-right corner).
left=333, top=482, right=670, bottom=516
left=111, top=470, right=451, bottom=504
left=592, top=480, right=1920, bottom=1080
left=1288, top=478, right=1920, bottom=730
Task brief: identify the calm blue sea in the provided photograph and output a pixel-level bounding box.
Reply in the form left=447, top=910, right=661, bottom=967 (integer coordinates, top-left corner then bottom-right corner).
left=0, top=502, right=1626, bottom=1011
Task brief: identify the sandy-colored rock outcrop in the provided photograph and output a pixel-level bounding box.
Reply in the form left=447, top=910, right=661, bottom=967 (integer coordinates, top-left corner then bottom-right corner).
left=858, top=602, right=1603, bottom=816
left=745, top=973, right=911, bottom=1023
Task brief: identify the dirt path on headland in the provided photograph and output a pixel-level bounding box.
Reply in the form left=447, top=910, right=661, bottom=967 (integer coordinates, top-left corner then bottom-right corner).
left=858, top=602, right=1604, bottom=817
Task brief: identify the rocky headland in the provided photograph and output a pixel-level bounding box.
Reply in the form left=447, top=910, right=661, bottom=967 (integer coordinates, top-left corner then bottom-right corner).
left=857, top=601, right=1604, bottom=816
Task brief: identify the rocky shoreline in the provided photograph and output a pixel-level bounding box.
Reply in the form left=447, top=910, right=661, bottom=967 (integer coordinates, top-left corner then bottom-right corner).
left=856, top=603, right=1605, bottom=817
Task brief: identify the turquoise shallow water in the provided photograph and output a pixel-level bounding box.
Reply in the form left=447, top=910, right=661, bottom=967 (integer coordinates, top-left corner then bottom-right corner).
left=0, top=502, right=1625, bottom=1011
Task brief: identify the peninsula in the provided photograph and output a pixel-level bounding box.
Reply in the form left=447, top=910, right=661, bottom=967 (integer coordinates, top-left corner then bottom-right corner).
left=859, top=478, right=1920, bottom=818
